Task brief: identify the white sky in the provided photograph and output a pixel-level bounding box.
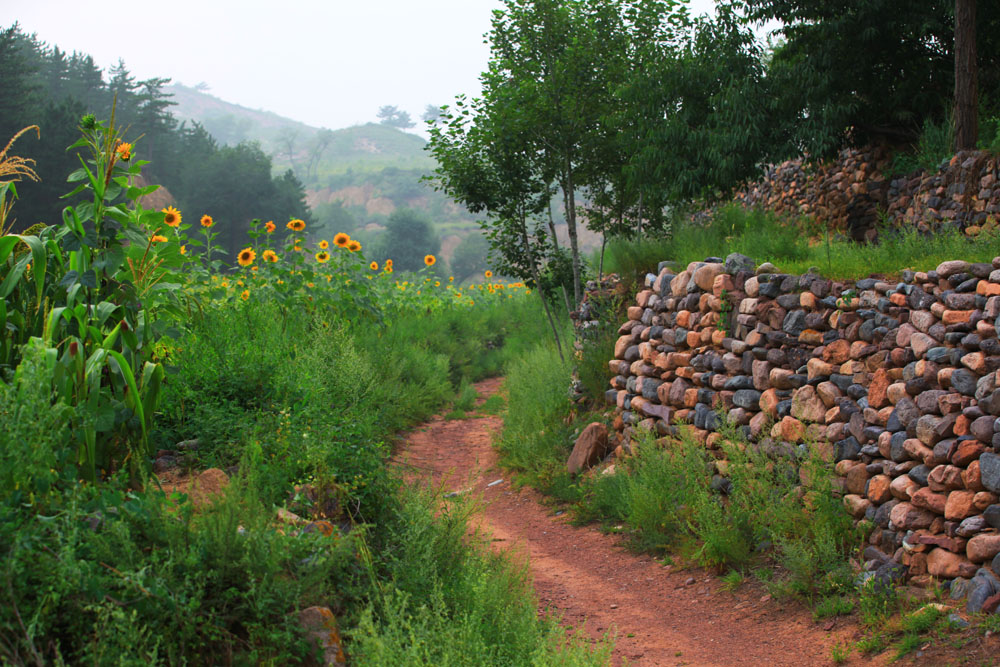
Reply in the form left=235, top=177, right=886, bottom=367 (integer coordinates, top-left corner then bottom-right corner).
left=4, top=0, right=721, bottom=134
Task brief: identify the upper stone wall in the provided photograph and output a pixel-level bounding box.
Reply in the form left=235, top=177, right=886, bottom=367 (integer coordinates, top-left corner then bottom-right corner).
left=735, top=148, right=1000, bottom=242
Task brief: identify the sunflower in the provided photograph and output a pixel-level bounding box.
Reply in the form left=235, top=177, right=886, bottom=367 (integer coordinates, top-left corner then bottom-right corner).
left=265, top=220, right=276, bottom=233
left=180, top=245, right=187, bottom=255
left=151, top=234, right=168, bottom=243
left=449, top=276, right=454, bottom=282
left=484, top=270, right=493, bottom=279
left=434, top=281, right=440, bottom=287
left=369, top=261, right=379, bottom=271
left=385, top=266, right=394, bottom=274
left=307, top=282, right=315, bottom=288
left=424, top=254, right=436, bottom=267
left=318, top=240, right=329, bottom=250
left=262, top=249, right=278, bottom=263
left=115, top=141, right=132, bottom=161
left=241, top=289, right=250, bottom=301
left=315, top=251, right=331, bottom=263
left=287, top=219, right=306, bottom=232
left=385, top=259, right=393, bottom=268
left=162, top=206, right=181, bottom=227
left=237, top=247, right=256, bottom=267
left=347, top=240, right=361, bottom=252
left=333, top=232, right=350, bottom=248
left=200, top=214, right=214, bottom=228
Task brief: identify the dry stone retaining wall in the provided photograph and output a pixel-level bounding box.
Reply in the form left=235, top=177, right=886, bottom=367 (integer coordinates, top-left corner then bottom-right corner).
left=602, top=254, right=1000, bottom=611
left=736, top=148, right=1000, bottom=241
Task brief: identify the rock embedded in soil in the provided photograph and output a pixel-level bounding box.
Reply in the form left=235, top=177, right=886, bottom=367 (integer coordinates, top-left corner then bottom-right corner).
left=567, top=423, right=610, bottom=475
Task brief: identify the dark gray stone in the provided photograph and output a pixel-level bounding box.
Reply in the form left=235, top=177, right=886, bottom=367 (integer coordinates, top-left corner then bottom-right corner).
left=835, top=436, right=861, bottom=462
left=951, top=368, right=980, bottom=396
left=908, top=464, right=931, bottom=486
left=981, top=452, right=1000, bottom=493
left=724, top=375, right=755, bottom=391
left=732, top=389, right=762, bottom=410
left=783, top=309, right=808, bottom=336
left=725, top=252, right=755, bottom=274
left=984, top=504, right=1000, bottom=530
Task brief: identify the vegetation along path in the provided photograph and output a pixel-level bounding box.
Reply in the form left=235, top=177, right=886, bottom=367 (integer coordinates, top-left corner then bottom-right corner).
left=395, top=378, right=882, bottom=666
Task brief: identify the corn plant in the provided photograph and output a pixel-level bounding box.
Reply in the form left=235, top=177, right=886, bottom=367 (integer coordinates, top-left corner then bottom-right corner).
left=0, top=112, right=184, bottom=483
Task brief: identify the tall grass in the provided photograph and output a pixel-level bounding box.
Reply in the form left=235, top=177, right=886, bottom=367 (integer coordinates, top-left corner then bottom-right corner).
left=597, top=204, right=1000, bottom=282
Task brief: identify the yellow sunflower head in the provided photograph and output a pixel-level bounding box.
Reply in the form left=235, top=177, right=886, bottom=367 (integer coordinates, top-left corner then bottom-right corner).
left=347, top=240, right=361, bottom=252
left=180, top=245, right=187, bottom=255
left=262, top=249, right=278, bottom=263
left=424, top=254, right=436, bottom=267
left=484, top=270, right=493, bottom=279
left=385, top=259, right=393, bottom=268
left=385, top=265, right=394, bottom=274
left=369, top=261, right=379, bottom=271
left=151, top=234, right=168, bottom=243
left=237, top=247, right=256, bottom=267
left=265, top=220, right=276, bottom=233
left=318, top=239, right=329, bottom=250
left=200, top=214, right=213, bottom=228
left=241, top=289, right=250, bottom=301
left=287, top=219, right=306, bottom=232
left=315, top=251, right=331, bottom=263
left=115, top=141, right=132, bottom=161
left=333, top=232, right=350, bottom=248
left=162, top=206, right=181, bottom=228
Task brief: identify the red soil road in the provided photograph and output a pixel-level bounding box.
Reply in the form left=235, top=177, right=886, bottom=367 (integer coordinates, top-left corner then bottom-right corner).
left=394, top=378, right=891, bottom=667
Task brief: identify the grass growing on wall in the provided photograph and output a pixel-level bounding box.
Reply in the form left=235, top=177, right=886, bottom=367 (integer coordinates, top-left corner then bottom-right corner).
left=596, top=204, right=1000, bottom=281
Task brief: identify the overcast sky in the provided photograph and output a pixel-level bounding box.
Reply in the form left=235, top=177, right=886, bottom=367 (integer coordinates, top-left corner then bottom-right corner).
left=5, top=0, right=721, bottom=134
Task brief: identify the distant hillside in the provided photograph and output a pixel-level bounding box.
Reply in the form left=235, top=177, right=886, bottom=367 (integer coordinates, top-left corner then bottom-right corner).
left=166, top=84, right=434, bottom=178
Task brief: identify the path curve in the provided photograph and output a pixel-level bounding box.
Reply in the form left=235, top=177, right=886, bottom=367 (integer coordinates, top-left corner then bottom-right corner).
left=394, top=377, right=884, bottom=666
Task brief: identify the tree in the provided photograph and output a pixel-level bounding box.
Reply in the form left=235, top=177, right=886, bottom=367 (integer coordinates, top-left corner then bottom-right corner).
left=954, top=0, right=978, bottom=150
left=737, top=0, right=1000, bottom=155
left=304, top=128, right=334, bottom=183
left=376, top=105, right=415, bottom=129
left=371, top=208, right=441, bottom=273
left=422, top=104, right=443, bottom=124
left=450, top=232, right=490, bottom=283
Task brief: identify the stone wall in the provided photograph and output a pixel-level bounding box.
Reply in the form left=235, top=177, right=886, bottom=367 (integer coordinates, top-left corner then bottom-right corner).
left=604, top=254, right=1000, bottom=609
left=735, top=148, right=1000, bottom=242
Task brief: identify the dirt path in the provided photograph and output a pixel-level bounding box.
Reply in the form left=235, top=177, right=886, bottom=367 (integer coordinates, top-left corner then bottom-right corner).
left=394, top=378, right=888, bottom=666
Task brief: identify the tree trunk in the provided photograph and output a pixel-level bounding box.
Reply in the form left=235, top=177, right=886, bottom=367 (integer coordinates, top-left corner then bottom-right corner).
left=598, top=232, right=606, bottom=281
left=563, top=152, right=582, bottom=307
left=520, top=206, right=564, bottom=362
left=636, top=190, right=644, bottom=238
left=954, top=0, right=978, bottom=151
left=547, top=195, right=560, bottom=251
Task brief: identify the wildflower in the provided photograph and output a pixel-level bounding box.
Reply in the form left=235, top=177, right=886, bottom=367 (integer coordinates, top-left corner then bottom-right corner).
left=484, top=270, right=493, bottom=279
left=277, top=279, right=284, bottom=285
left=151, top=234, right=168, bottom=243
left=241, top=289, right=250, bottom=301
left=449, top=276, right=454, bottom=282
left=294, top=244, right=302, bottom=252
left=347, top=240, right=361, bottom=252
left=369, top=261, right=379, bottom=271
left=287, top=219, right=306, bottom=232
left=162, top=206, right=181, bottom=227
left=180, top=245, right=187, bottom=255
left=265, top=220, right=276, bottom=233
left=200, top=214, right=214, bottom=228
left=237, top=247, right=256, bottom=267
left=315, top=251, right=331, bottom=263
left=262, top=249, right=278, bottom=263
left=424, top=254, right=436, bottom=267
left=434, top=281, right=440, bottom=287
left=318, top=240, right=329, bottom=250
left=236, top=280, right=244, bottom=287
left=251, top=266, right=258, bottom=272
left=115, top=141, right=132, bottom=161
left=333, top=232, right=350, bottom=248
left=307, top=282, right=315, bottom=288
